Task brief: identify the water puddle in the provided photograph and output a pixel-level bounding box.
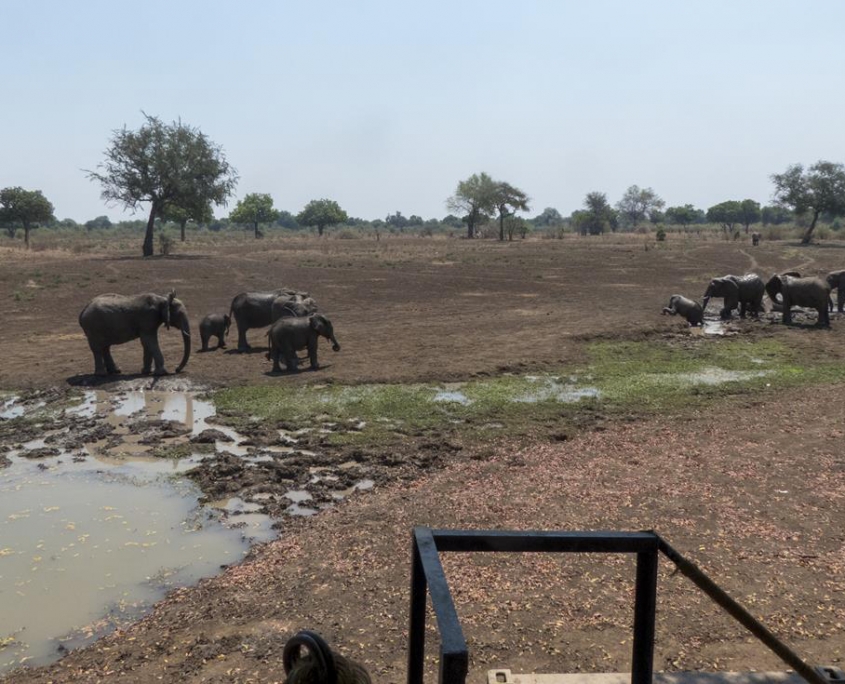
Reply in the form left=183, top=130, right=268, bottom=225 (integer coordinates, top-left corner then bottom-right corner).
left=1, top=396, right=45, bottom=420
left=515, top=379, right=601, bottom=404
left=0, top=449, right=274, bottom=673
left=433, top=390, right=472, bottom=405
left=656, top=367, right=771, bottom=386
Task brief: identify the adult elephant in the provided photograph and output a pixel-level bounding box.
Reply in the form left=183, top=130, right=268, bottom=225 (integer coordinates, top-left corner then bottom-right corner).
left=702, top=273, right=764, bottom=320
left=826, top=270, right=845, bottom=313
left=270, top=293, right=319, bottom=323
left=79, top=291, right=191, bottom=376
left=229, top=289, right=310, bottom=351
left=765, top=274, right=831, bottom=327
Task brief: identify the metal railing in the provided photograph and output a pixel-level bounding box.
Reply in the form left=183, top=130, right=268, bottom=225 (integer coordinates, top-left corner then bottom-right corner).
left=407, top=528, right=833, bottom=684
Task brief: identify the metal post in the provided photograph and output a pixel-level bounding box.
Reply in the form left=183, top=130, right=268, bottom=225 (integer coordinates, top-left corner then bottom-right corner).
left=631, top=548, right=658, bottom=684
left=408, top=532, right=427, bottom=684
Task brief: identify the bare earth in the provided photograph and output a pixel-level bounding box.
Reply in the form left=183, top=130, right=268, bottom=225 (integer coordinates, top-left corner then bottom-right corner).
left=1, top=235, right=844, bottom=682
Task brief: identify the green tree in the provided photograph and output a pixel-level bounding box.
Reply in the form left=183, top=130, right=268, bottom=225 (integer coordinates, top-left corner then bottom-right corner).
left=532, top=207, right=564, bottom=227
left=771, top=161, right=845, bottom=244
left=492, top=181, right=530, bottom=241
left=229, top=193, right=280, bottom=239
left=296, top=199, right=348, bottom=236
left=275, top=210, right=300, bottom=230
left=664, top=204, right=700, bottom=229
left=0, top=187, right=55, bottom=248
left=738, top=199, right=761, bottom=234
left=84, top=215, right=113, bottom=231
left=446, top=172, right=497, bottom=239
left=761, top=205, right=792, bottom=225
left=707, top=201, right=744, bottom=235
left=615, top=185, right=665, bottom=229
left=87, top=113, right=238, bottom=257
left=441, top=214, right=463, bottom=228
left=162, top=201, right=213, bottom=242
left=580, top=191, right=615, bottom=235
left=385, top=211, right=408, bottom=230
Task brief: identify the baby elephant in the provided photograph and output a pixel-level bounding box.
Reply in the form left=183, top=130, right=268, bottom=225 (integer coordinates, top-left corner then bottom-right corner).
left=267, top=313, right=340, bottom=373
left=662, top=295, right=703, bottom=326
left=199, top=313, right=231, bottom=351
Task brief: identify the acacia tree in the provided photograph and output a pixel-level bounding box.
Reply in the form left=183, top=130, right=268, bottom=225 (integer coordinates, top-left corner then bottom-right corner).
left=296, top=199, right=348, bottom=236
left=579, top=191, right=615, bottom=235
left=0, top=187, right=55, bottom=248
left=446, top=172, right=497, bottom=239
left=707, top=201, right=744, bottom=235
left=738, top=199, right=761, bottom=234
left=229, top=193, right=280, bottom=238
left=492, top=181, right=530, bottom=241
left=87, top=113, right=238, bottom=256
left=664, top=204, right=701, bottom=229
left=771, top=161, right=845, bottom=244
left=615, top=185, right=664, bottom=229
left=162, top=201, right=213, bottom=242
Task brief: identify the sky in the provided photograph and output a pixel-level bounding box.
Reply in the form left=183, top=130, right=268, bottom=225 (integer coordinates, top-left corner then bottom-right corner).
left=2, top=0, right=845, bottom=223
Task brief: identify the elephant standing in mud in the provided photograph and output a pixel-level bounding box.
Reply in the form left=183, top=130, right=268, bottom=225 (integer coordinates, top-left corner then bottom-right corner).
left=79, top=291, right=191, bottom=376
left=229, top=289, right=312, bottom=351
left=199, top=313, right=230, bottom=351
left=662, top=295, right=703, bottom=326
left=765, top=274, right=831, bottom=327
left=702, top=274, right=764, bottom=320
left=826, top=270, right=845, bottom=313
left=267, top=313, right=340, bottom=373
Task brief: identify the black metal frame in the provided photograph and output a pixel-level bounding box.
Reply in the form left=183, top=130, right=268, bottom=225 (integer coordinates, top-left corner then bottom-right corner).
left=407, top=527, right=829, bottom=684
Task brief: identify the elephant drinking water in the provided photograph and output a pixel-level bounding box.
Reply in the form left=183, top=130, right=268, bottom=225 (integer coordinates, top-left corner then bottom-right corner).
left=79, top=291, right=191, bottom=376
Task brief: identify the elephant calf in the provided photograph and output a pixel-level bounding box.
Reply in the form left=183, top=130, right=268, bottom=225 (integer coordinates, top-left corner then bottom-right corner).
left=662, top=295, right=703, bottom=326
left=765, top=273, right=831, bottom=327
left=267, top=313, right=340, bottom=373
left=826, top=270, right=845, bottom=313
left=199, top=313, right=230, bottom=351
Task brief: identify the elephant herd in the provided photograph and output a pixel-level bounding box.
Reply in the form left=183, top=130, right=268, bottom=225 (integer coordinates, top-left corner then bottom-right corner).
left=663, top=269, right=845, bottom=328
left=78, top=288, right=340, bottom=377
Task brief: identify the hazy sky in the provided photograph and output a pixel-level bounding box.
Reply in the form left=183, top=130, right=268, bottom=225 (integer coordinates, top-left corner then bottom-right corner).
left=2, top=0, right=844, bottom=222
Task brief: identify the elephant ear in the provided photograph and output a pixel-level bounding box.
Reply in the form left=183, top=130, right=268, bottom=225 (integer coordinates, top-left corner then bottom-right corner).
left=310, top=315, right=325, bottom=333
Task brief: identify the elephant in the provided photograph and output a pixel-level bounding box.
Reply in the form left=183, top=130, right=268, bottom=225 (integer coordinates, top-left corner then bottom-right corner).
left=79, top=291, right=191, bottom=376
left=229, top=289, right=310, bottom=351
left=751, top=231, right=761, bottom=247
left=702, top=273, right=764, bottom=320
left=266, top=313, right=340, bottom=373
left=765, top=274, right=831, bottom=326
left=662, top=295, right=703, bottom=326
left=826, top=270, right=845, bottom=313
left=270, top=293, right=319, bottom=323
left=769, top=271, right=834, bottom=313
left=199, top=313, right=230, bottom=351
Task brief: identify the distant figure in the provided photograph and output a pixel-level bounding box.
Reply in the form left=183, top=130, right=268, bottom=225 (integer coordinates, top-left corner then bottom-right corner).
left=662, top=294, right=703, bottom=326
left=751, top=231, right=761, bottom=247
left=284, top=631, right=372, bottom=684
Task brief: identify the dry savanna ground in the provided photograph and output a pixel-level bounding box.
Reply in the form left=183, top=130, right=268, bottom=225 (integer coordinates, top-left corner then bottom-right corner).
left=1, top=232, right=844, bottom=683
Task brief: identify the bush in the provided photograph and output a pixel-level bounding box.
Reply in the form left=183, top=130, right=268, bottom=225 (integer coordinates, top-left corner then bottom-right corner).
left=655, top=228, right=666, bottom=242
left=159, top=232, right=174, bottom=255
left=334, top=228, right=361, bottom=240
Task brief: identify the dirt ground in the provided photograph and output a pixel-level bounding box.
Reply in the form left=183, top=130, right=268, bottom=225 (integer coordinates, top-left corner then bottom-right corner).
left=1, top=234, right=843, bottom=390
left=1, top=234, right=845, bottom=682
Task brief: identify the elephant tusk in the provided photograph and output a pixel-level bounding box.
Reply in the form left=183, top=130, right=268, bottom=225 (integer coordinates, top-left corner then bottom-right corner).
left=181, top=330, right=191, bottom=338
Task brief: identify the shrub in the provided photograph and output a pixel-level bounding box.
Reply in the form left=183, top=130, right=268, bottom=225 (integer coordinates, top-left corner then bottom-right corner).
left=334, top=228, right=361, bottom=240
left=655, top=228, right=666, bottom=242
left=159, top=232, right=174, bottom=255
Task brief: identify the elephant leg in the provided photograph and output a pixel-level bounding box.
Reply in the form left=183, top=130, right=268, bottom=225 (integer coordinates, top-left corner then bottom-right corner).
left=308, top=339, right=319, bottom=369
left=839, top=285, right=844, bottom=313
left=782, top=301, right=792, bottom=325
left=141, top=345, right=153, bottom=375
left=739, top=301, right=747, bottom=319
left=283, top=342, right=298, bottom=371
left=237, top=320, right=250, bottom=351
left=271, top=345, right=283, bottom=373
left=200, top=333, right=209, bottom=352
left=141, top=335, right=167, bottom=375
left=104, top=347, right=121, bottom=375
left=820, top=306, right=830, bottom=327
left=217, top=333, right=226, bottom=349
left=89, top=341, right=107, bottom=377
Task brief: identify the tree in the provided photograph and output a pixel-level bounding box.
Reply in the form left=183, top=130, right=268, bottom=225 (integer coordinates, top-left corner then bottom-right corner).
left=408, top=214, right=424, bottom=227
left=385, top=211, right=409, bottom=230
left=87, top=113, right=238, bottom=256
left=707, top=201, right=744, bottom=235
left=446, top=172, right=497, bottom=239
left=738, top=199, right=761, bottom=233
left=761, top=205, right=792, bottom=225
left=492, top=181, right=530, bottom=241
left=229, top=193, right=280, bottom=239
left=162, top=201, right=213, bottom=241
left=441, top=214, right=463, bottom=228
left=664, top=204, right=700, bottom=229
left=577, top=192, right=614, bottom=235
left=275, top=211, right=299, bottom=230
left=532, top=207, right=564, bottom=227
left=84, top=215, right=113, bottom=231
left=0, top=187, right=55, bottom=248
left=296, top=199, right=348, bottom=236
left=615, top=185, right=665, bottom=229
left=771, top=161, right=845, bottom=244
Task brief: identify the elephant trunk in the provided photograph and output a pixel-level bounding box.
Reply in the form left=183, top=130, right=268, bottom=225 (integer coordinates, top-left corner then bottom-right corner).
left=701, top=295, right=710, bottom=313
left=175, top=313, right=191, bottom=373
left=329, top=334, right=340, bottom=353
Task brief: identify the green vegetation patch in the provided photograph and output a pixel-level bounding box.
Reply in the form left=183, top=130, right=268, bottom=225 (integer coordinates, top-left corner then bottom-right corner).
left=213, top=337, right=845, bottom=447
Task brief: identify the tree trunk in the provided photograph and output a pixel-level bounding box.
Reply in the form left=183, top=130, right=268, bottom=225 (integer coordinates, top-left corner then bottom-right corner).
left=254, top=221, right=259, bottom=239
left=24, top=223, right=30, bottom=249
left=499, top=213, right=505, bottom=242
left=318, top=224, right=324, bottom=237
left=801, top=210, right=821, bottom=245
left=180, top=219, right=187, bottom=242
left=143, top=206, right=156, bottom=257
